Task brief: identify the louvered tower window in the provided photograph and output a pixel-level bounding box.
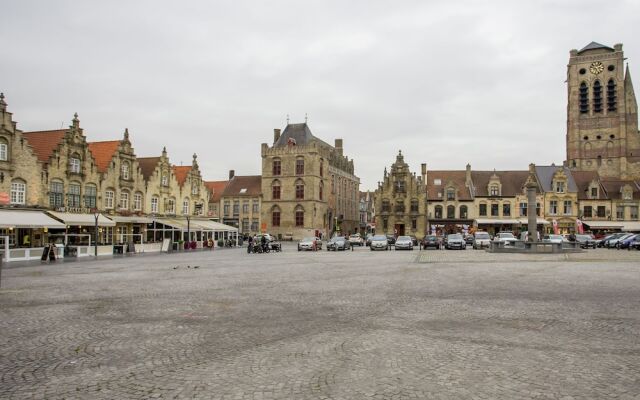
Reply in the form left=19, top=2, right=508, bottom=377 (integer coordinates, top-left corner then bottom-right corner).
left=607, top=79, right=617, bottom=112
left=579, top=82, right=589, bottom=114
left=593, top=80, right=602, bottom=113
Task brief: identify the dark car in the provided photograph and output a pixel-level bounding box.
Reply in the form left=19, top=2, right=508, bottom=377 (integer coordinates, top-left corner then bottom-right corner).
left=597, top=233, right=624, bottom=248
left=575, top=234, right=597, bottom=249
left=409, top=235, right=419, bottom=246
left=386, top=235, right=396, bottom=245
left=327, top=236, right=350, bottom=251
left=464, top=235, right=474, bottom=245
left=421, top=235, right=441, bottom=249
left=618, top=233, right=640, bottom=249
left=445, top=233, right=466, bottom=250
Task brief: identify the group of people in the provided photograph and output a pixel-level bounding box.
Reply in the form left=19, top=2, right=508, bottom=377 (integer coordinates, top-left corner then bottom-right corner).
left=247, top=234, right=269, bottom=253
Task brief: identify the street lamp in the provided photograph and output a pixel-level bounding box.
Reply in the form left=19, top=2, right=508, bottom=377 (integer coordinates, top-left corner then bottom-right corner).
left=93, top=211, right=99, bottom=257
left=186, top=215, right=190, bottom=249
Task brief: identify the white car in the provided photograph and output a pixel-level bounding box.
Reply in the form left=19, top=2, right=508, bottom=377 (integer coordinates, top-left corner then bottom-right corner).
left=473, top=231, right=491, bottom=249
left=494, top=232, right=517, bottom=246
left=394, top=235, right=414, bottom=250
left=348, top=234, right=364, bottom=246
left=297, top=237, right=318, bottom=251
left=370, top=235, right=389, bottom=251
left=543, top=234, right=564, bottom=244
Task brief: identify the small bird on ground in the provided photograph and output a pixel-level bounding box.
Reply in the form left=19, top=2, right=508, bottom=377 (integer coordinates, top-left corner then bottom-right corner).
left=187, top=265, right=191, bottom=268
left=194, top=266, right=200, bottom=269
left=173, top=266, right=179, bottom=270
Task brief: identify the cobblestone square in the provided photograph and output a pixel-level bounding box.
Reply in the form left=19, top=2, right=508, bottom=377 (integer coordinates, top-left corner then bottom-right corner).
left=1, top=246, right=639, bottom=399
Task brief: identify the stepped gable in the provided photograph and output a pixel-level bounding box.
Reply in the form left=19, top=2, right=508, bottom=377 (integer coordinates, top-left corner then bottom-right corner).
left=21, top=129, right=66, bottom=163
left=471, top=170, right=529, bottom=196
left=426, top=171, right=472, bottom=200
left=222, top=175, right=261, bottom=196
left=87, top=140, right=120, bottom=173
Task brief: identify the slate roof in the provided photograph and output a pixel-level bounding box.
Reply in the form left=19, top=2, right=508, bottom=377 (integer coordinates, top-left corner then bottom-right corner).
left=471, top=171, right=529, bottom=197
left=172, top=166, right=191, bottom=187
left=571, top=170, right=607, bottom=200
left=87, top=140, right=120, bottom=173
left=600, top=180, right=640, bottom=200
left=426, top=171, right=472, bottom=201
left=578, top=41, right=614, bottom=54
left=535, top=165, right=578, bottom=192
left=137, top=157, right=161, bottom=180
left=222, top=175, right=262, bottom=197
left=204, top=181, right=229, bottom=203
left=22, top=130, right=67, bottom=163
left=273, top=123, right=316, bottom=147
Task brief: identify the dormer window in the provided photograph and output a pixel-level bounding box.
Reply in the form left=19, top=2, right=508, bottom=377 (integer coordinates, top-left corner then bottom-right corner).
left=69, top=156, right=81, bottom=173
left=490, top=185, right=499, bottom=196
left=555, top=181, right=565, bottom=193
left=590, top=186, right=598, bottom=198
left=446, top=189, right=455, bottom=200
left=622, top=186, right=633, bottom=200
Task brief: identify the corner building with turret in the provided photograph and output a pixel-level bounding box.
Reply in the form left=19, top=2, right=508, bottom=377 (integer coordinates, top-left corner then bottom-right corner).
left=260, top=123, right=359, bottom=240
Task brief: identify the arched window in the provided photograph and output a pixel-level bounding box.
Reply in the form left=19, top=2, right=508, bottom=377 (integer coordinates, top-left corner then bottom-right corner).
left=295, top=205, right=304, bottom=227
left=121, top=161, right=130, bottom=180
left=490, top=185, right=499, bottom=196
left=579, top=82, right=589, bottom=114
left=460, top=205, right=468, bottom=219
left=295, top=179, right=304, bottom=200
left=10, top=179, right=26, bottom=205
left=151, top=195, right=159, bottom=213
left=447, top=205, right=455, bottom=219
left=593, top=80, right=602, bottom=113
left=0, top=138, right=8, bottom=161
left=607, top=79, right=617, bottom=112
left=84, top=184, right=97, bottom=208
left=120, top=190, right=130, bottom=210
left=272, top=206, right=281, bottom=227
left=272, top=180, right=281, bottom=200
left=68, top=181, right=81, bottom=207
left=434, top=205, right=443, bottom=219
left=319, top=181, right=324, bottom=201
left=49, top=179, right=64, bottom=208
left=134, top=192, right=143, bottom=211
left=182, top=198, right=190, bottom=215
left=69, top=153, right=81, bottom=173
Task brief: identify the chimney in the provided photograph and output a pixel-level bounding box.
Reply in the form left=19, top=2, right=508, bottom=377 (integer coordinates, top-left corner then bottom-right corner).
left=465, top=163, right=472, bottom=185
left=229, top=170, right=235, bottom=179
left=529, top=163, right=536, bottom=174
left=273, top=129, right=281, bottom=144
left=335, top=138, right=343, bottom=156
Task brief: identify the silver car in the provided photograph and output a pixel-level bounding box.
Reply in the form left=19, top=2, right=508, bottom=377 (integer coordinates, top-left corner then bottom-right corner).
left=394, top=235, right=414, bottom=250
left=370, top=235, right=389, bottom=251
left=297, top=237, right=318, bottom=251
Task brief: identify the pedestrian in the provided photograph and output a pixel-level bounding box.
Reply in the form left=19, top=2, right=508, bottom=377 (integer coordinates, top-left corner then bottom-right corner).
left=261, top=234, right=267, bottom=253
left=247, top=235, right=253, bottom=253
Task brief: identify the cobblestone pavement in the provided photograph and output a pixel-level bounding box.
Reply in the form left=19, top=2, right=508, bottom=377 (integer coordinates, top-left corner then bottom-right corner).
left=1, top=245, right=639, bottom=399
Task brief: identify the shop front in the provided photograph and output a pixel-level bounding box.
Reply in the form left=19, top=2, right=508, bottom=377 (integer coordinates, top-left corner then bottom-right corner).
left=109, top=215, right=155, bottom=253
left=47, top=211, right=116, bottom=257
left=582, top=220, right=624, bottom=236
left=473, top=218, right=520, bottom=236
left=0, top=209, right=66, bottom=262
left=148, top=217, right=239, bottom=251
left=428, top=219, right=474, bottom=236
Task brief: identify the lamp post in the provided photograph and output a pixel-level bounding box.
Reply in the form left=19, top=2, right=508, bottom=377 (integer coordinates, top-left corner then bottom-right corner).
left=186, top=215, right=190, bottom=250
left=93, top=212, right=99, bottom=257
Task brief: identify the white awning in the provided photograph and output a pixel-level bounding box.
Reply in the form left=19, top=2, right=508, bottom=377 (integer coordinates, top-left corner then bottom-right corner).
left=154, top=218, right=189, bottom=229
left=153, top=218, right=238, bottom=232
left=583, top=220, right=624, bottom=229
left=621, top=222, right=640, bottom=231
left=517, top=218, right=550, bottom=225
left=47, top=211, right=116, bottom=227
left=475, top=218, right=520, bottom=224
left=0, top=210, right=66, bottom=229
left=191, top=219, right=238, bottom=232
left=108, top=216, right=154, bottom=224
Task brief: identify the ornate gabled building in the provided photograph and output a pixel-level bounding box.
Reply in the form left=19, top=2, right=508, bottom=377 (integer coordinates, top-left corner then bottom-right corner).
left=260, top=122, right=359, bottom=240
left=138, top=147, right=181, bottom=216
left=171, top=154, right=208, bottom=217
left=374, top=151, right=427, bottom=237
left=566, top=42, right=640, bottom=180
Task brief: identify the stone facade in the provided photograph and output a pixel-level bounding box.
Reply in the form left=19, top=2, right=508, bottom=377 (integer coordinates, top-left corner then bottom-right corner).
left=260, top=123, right=359, bottom=240
left=138, top=148, right=183, bottom=217
left=374, top=151, right=427, bottom=238
left=219, top=171, right=262, bottom=235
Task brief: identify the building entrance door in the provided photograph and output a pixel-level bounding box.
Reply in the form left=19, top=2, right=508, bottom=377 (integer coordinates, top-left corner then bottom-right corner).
left=394, top=224, right=405, bottom=236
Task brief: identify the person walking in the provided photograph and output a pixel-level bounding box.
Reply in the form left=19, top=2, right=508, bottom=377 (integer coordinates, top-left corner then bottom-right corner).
left=247, top=235, right=253, bottom=253
left=261, top=234, right=267, bottom=253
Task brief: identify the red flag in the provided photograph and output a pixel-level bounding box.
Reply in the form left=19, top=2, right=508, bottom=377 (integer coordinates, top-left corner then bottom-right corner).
left=576, top=219, right=584, bottom=234
left=552, top=219, right=559, bottom=235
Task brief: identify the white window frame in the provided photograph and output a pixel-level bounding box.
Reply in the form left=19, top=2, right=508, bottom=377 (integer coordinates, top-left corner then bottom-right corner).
left=10, top=181, right=26, bottom=204
left=70, top=157, right=81, bottom=173
left=167, top=198, right=175, bottom=214
left=563, top=200, right=572, bottom=215
left=120, top=192, right=129, bottom=210
left=182, top=199, right=189, bottom=215
left=151, top=196, right=159, bottom=213
left=134, top=193, right=142, bottom=211
left=555, top=181, right=565, bottom=193
left=121, top=162, right=130, bottom=180
left=0, top=142, right=7, bottom=161
left=192, top=185, right=198, bottom=195
left=161, top=174, right=168, bottom=186
left=105, top=190, right=115, bottom=209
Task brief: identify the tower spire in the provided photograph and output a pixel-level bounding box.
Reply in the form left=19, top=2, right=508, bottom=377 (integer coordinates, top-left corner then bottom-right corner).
left=624, top=63, right=637, bottom=112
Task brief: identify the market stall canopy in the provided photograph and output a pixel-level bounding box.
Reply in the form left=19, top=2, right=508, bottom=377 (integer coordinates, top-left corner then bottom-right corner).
left=582, top=220, right=624, bottom=229
left=153, top=218, right=238, bottom=232
left=0, top=210, right=66, bottom=229
left=475, top=218, right=520, bottom=224
left=108, top=216, right=154, bottom=224
left=517, top=218, right=550, bottom=225
left=47, top=211, right=116, bottom=227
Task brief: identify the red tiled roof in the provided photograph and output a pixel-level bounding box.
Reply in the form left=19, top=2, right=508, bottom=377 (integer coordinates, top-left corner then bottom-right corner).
left=172, top=165, right=191, bottom=187
left=426, top=171, right=473, bottom=201
left=204, top=180, right=229, bottom=203
left=22, top=130, right=67, bottom=163
left=87, top=140, right=120, bottom=173
left=137, top=157, right=161, bottom=180
left=222, top=175, right=262, bottom=197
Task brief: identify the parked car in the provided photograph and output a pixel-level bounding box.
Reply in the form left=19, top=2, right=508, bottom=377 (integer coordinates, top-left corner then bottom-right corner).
left=395, top=235, right=414, bottom=250
left=629, top=235, right=640, bottom=250
left=445, top=233, right=466, bottom=250
left=574, top=234, right=597, bottom=249
left=464, top=235, right=474, bottom=246
left=348, top=233, right=364, bottom=247
left=327, top=236, right=350, bottom=251
left=494, top=232, right=517, bottom=246
left=297, top=237, right=318, bottom=251
left=409, top=236, right=419, bottom=246
left=543, top=234, right=564, bottom=244
left=370, top=235, right=389, bottom=251
left=598, top=233, right=625, bottom=248
left=607, top=233, right=634, bottom=249
left=365, top=233, right=373, bottom=247
left=421, top=235, right=442, bottom=250
left=617, top=233, right=640, bottom=249
left=386, top=235, right=396, bottom=245
left=256, top=233, right=275, bottom=243
left=472, top=231, right=491, bottom=249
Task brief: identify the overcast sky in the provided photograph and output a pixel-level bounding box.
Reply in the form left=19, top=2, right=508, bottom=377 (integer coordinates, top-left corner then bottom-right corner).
left=1, top=0, right=638, bottom=190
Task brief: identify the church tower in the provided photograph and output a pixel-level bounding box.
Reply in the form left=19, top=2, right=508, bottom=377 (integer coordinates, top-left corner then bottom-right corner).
left=566, top=42, right=640, bottom=179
